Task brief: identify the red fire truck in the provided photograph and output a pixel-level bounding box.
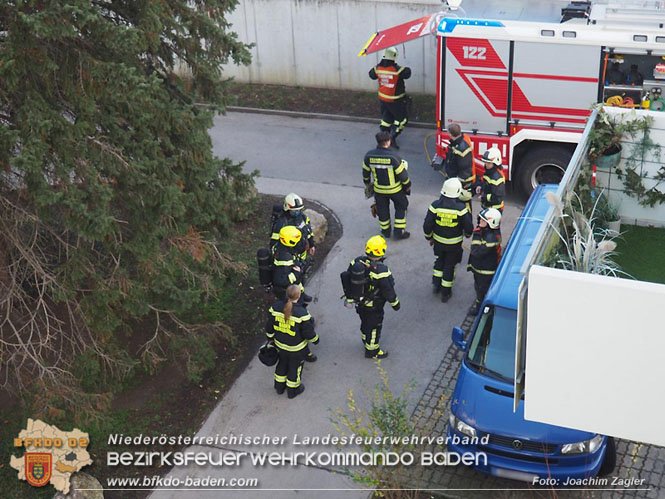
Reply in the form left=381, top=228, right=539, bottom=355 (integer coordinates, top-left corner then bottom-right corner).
left=360, top=0, right=665, bottom=195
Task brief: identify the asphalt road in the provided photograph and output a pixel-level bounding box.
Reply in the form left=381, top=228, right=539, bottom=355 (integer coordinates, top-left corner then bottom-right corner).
left=151, top=112, right=525, bottom=498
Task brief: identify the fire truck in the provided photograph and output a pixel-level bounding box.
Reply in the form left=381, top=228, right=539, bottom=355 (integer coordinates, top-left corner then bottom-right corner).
left=360, top=0, right=665, bottom=195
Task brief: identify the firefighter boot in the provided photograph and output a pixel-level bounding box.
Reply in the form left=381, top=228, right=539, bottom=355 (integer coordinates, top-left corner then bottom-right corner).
left=302, top=293, right=313, bottom=303
left=381, top=229, right=392, bottom=239
left=441, top=290, right=452, bottom=303
left=394, top=229, right=410, bottom=240
left=468, top=300, right=481, bottom=316
left=432, top=280, right=441, bottom=294
left=287, top=384, right=305, bottom=399
left=365, top=349, right=389, bottom=359
left=305, top=352, right=317, bottom=362
left=274, top=381, right=285, bottom=395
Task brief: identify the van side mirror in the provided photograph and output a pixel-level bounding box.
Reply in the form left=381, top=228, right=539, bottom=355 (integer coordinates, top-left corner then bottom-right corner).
left=452, top=327, right=467, bottom=351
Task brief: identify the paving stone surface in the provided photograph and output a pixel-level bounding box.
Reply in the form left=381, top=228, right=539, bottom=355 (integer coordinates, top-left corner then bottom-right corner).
left=405, top=316, right=665, bottom=498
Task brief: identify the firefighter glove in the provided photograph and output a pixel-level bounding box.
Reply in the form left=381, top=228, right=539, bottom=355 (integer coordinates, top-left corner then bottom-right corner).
left=405, top=186, right=411, bottom=196
left=364, top=183, right=374, bottom=199
left=370, top=203, right=378, bottom=218
left=392, top=302, right=401, bottom=311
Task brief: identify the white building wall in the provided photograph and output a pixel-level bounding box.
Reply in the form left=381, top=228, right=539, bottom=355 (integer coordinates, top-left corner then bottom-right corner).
left=595, top=108, right=665, bottom=227
left=223, top=0, right=570, bottom=94
left=525, top=265, right=665, bottom=447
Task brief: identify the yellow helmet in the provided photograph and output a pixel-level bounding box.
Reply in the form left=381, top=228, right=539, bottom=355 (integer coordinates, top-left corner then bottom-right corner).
left=279, top=226, right=302, bottom=247
left=365, top=235, right=387, bottom=258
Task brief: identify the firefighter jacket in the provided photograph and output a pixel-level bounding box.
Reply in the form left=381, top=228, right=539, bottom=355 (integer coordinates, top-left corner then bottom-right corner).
left=467, top=227, right=502, bottom=275
left=479, top=165, right=505, bottom=211
left=363, top=146, right=411, bottom=195
left=444, top=135, right=475, bottom=188
left=369, top=59, right=412, bottom=102
left=272, top=243, right=303, bottom=290
left=270, top=212, right=315, bottom=250
left=423, top=196, right=474, bottom=246
left=265, top=300, right=318, bottom=353
left=348, top=256, right=400, bottom=311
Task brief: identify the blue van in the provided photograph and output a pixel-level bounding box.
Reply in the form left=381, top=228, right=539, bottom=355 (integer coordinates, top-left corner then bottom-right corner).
left=447, top=184, right=615, bottom=483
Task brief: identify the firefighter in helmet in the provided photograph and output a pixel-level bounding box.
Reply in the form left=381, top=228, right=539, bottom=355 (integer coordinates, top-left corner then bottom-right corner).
left=444, top=123, right=475, bottom=188
left=467, top=208, right=502, bottom=316
left=272, top=226, right=312, bottom=303
left=345, top=235, right=400, bottom=359
left=475, top=147, right=505, bottom=212
left=369, top=47, right=411, bottom=149
left=270, top=193, right=316, bottom=254
left=266, top=284, right=319, bottom=399
left=363, top=131, right=412, bottom=239
left=423, top=177, right=473, bottom=302
left=270, top=193, right=316, bottom=278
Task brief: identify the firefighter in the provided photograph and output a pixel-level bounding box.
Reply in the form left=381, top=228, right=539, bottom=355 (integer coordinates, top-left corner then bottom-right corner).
left=444, top=123, right=475, bottom=192
left=467, top=208, right=502, bottom=316
left=272, top=226, right=312, bottom=304
left=270, top=193, right=316, bottom=276
left=423, top=177, right=473, bottom=302
left=369, top=47, right=411, bottom=149
left=475, top=147, right=505, bottom=212
left=363, top=131, right=412, bottom=239
left=266, top=284, right=319, bottom=399
left=346, top=235, right=400, bottom=359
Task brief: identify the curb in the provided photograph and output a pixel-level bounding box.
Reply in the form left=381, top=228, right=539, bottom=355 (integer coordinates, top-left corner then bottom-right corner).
left=225, top=106, right=436, bottom=129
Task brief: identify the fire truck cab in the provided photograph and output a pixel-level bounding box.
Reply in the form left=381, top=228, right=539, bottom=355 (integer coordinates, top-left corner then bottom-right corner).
left=360, top=0, right=665, bottom=195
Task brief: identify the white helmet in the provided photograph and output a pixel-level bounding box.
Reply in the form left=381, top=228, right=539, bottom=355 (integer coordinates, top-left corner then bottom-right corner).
left=481, top=147, right=502, bottom=167
left=283, top=193, right=304, bottom=211
left=383, top=47, right=398, bottom=61
left=441, top=177, right=462, bottom=198
left=479, top=208, right=502, bottom=229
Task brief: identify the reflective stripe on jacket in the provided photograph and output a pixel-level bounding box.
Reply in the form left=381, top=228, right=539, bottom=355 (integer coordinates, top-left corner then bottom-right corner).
left=265, top=301, right=318, bottom=352
left=480, top=166, right=506, bottom=211
left=363, top=147, right=411, bottom=195
left=270, top=213, right=315, bottom=249
left=423, top=196, right=474, bottom=246
left=467, top=227, right=501, bottom=274
left=272, top=243, right=302, bottom=289
left=348, top=257, right=399, bottom=310
left=369, top=60, right=411, bottom=102
left=445, top=135, right=475, bottom=187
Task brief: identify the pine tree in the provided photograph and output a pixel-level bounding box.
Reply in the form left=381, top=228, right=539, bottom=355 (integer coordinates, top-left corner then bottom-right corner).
left=0, top=0, right=253, bottom=417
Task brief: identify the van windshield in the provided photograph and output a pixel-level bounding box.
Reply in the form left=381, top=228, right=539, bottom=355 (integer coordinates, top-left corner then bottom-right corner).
left=466, top=306, right=517, bottom=382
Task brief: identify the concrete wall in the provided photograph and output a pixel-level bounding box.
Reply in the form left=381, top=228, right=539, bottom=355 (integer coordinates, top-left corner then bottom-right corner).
left=525, top=265, right=665, bottom=446
left=223, top=0, right=571, bottom=94
left=596, top=108, right=665, bottom=227
left=224, top=0, right=440, bottom=94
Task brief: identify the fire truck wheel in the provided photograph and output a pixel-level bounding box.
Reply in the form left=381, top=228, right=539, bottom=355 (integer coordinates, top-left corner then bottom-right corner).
left=518, top=146, right=572, bottom=198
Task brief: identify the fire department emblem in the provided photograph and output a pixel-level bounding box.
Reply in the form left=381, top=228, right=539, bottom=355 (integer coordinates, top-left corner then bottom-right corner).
left=25, top=453, right=52, bottom=487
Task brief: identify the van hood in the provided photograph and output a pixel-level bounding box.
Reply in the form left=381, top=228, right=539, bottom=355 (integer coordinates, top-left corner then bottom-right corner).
left=452, top=361, right=595, bottom=444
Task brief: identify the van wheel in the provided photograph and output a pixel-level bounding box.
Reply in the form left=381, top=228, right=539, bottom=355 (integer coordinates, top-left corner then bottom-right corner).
left=517, top=146, right=572, bottom=198
left=598, top=437, right=616, bottom=476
